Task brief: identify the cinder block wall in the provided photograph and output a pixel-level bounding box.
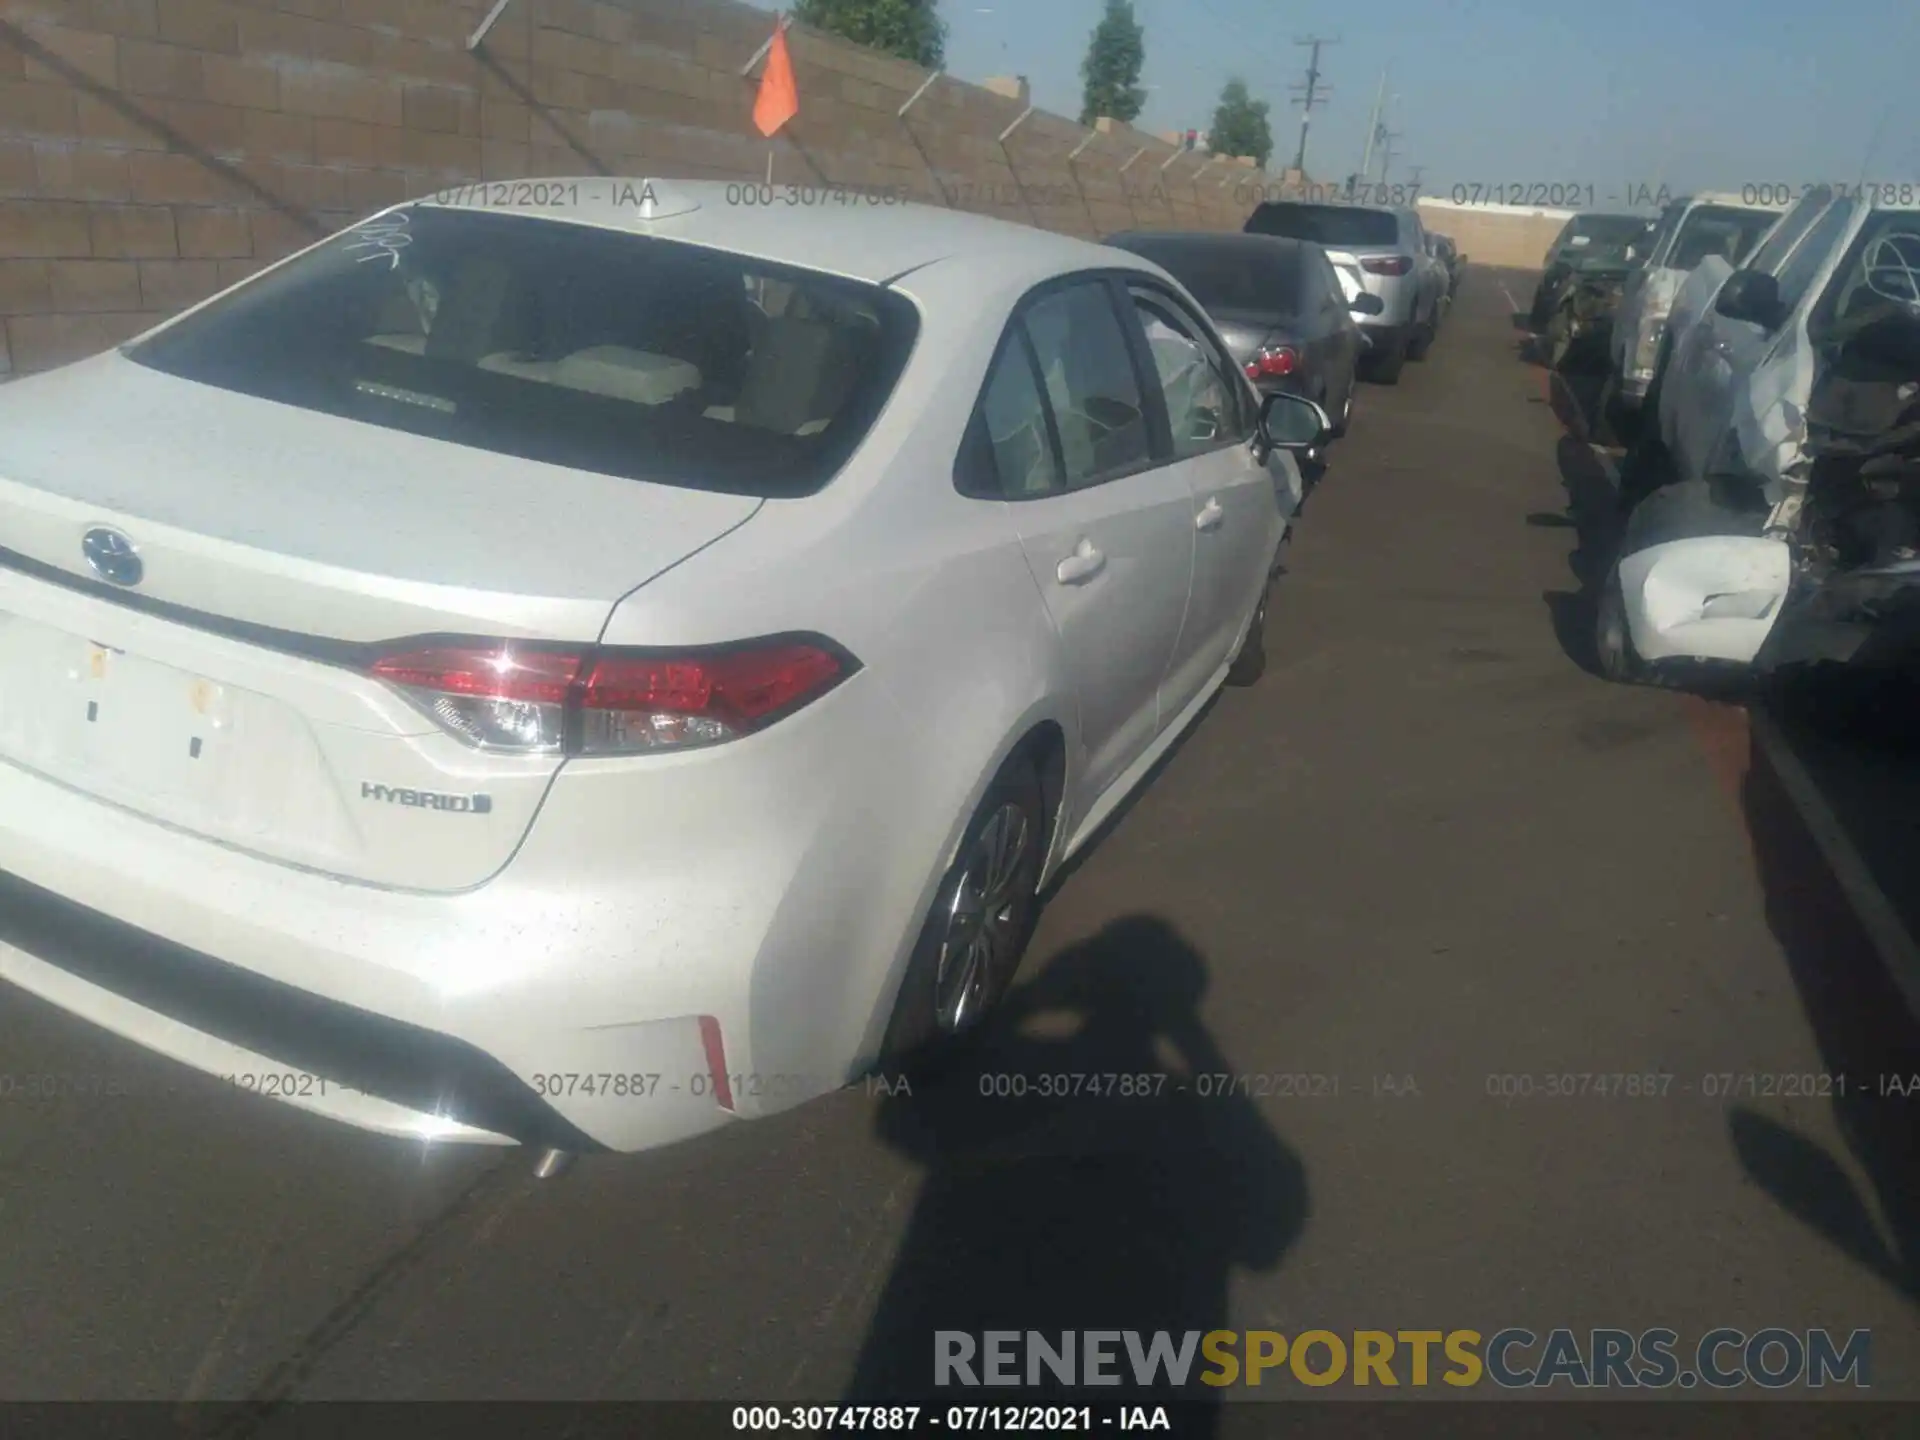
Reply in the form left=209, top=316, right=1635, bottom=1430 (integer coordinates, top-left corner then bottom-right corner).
left=0, top=0, right=1274, bottom=377
left=1416, top=202, right=1569, bottom=272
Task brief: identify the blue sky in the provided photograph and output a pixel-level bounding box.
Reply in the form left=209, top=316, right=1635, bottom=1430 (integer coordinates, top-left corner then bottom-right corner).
left=767, top=0, right=1920, bottom=198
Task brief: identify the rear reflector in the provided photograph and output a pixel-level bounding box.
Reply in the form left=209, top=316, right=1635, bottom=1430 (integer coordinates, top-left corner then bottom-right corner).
left=1245, top=345, right=1299, bottom=379
left=1361, top=255, right=1413, bottom=277
left=369, top=638, right=852, bottom=756
left=698, top=1015, right=734, bottom=1112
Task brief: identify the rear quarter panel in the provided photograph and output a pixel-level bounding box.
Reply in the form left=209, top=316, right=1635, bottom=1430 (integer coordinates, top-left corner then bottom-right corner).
left=594, top=262, right=1083, bottom=1096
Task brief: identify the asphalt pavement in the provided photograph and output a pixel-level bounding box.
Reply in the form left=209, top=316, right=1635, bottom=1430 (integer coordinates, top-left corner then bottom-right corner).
left=1, top=268, right=1917, bottom=1419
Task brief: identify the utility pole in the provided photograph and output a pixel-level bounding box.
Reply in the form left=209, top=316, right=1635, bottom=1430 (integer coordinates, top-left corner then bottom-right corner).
left=1289, top=35, right=1339, bottom=175
left=1405, top=163, right=1424, bottom=196
left=1379, top=127, right=1402, bottom=186
left=1357, top=68, right=1387, bottom=193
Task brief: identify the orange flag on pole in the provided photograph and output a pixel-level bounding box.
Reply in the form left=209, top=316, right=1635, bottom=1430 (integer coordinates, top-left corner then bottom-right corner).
left=753, top=17, right=799, bottom=137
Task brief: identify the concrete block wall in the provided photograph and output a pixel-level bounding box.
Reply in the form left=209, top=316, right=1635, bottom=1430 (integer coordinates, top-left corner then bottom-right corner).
left=1416, top=201, right=1569, bottom=272
left=0, top=0, right=1276, bottom=376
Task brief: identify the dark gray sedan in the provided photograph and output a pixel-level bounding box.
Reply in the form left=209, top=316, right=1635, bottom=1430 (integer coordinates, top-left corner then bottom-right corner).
left=1104, top=230, right=1380, bottom=442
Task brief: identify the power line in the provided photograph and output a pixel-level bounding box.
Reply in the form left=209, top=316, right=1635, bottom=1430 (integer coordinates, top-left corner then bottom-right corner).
left=1288, top=34, right=1339, bottom=174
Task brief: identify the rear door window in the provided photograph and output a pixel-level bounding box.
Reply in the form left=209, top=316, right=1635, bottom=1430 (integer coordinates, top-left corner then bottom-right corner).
left=1020, top=281, right=1155, bottom=487
left=126, top=205, right=919, bottom=497
left=1127, top=286, right=1249, bottom=458
left=960, top=329, right=1066, bottom=500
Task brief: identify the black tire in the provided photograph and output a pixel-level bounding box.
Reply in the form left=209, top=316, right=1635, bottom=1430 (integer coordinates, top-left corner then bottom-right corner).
left=1362, top=333, right=1406, bottom=384
left=1227, top=582, right=1269, bottom=686
left=1406, top=311, right=1435, bottom=362
left=878, top=761, right=1047, bottom=1075
left=1328, top=377, right=1354, bottom=438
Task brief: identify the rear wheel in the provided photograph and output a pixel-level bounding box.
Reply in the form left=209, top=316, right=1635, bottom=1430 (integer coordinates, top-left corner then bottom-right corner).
left=1407, top=309, right=1436, bottom=361
left=1227, top=583, right=1269, bottom=686
left=1329, top=380, right=1354, bottom=438
left=879, top=762, right=1047, bottom=1073
left=1363, top=333, right=1406, bottom=384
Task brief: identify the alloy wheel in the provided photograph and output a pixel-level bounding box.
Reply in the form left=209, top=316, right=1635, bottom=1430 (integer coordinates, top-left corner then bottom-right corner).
left=931, top=802, right=1032, bottom=1033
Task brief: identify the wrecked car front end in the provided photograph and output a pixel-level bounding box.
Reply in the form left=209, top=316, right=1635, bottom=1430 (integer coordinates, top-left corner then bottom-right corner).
left=1617, top=301, right=1920, bottom=680
left=1546, top=257, right=1636, bottom=370
left=1756, top=311, right=1920, bottom=669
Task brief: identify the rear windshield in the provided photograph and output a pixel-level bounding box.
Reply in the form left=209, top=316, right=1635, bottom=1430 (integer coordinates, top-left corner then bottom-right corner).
left=126, top=206, right=920, bottom=497
left=1669, top=205, right=1779, bottom=271
left=1245, top=203, right=1400, bottom=248
left=1111, top=237, right=1304, bottom=315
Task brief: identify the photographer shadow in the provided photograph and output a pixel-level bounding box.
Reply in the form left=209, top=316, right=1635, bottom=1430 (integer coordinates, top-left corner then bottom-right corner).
left=841, top=916, right=1308, bottom=1433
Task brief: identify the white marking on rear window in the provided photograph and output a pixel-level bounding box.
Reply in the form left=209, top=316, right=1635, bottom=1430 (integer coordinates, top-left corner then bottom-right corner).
left=346, top=212, right=412, bottom=270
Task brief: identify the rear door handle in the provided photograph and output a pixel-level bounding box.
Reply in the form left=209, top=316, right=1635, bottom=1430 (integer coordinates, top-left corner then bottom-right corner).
left=1055, top=539, right=1106, bottom=584
left=1195, top=497, right=1225, bottom=531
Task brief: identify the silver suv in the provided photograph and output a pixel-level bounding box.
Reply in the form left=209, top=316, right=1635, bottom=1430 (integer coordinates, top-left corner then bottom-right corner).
left=1243, top=201, right=1445, bottom=383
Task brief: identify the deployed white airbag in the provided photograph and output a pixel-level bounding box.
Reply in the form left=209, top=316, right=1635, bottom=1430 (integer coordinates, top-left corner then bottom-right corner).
left=1619, top=535, right=1792, bottom=663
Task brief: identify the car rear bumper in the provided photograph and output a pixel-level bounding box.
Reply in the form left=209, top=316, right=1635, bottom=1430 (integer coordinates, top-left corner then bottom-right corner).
left=0, top=676, right=916, bottom=1154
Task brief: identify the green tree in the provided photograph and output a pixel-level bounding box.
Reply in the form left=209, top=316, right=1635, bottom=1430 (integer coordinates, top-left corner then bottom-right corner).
left=1079, top=0, right=1146, bottom=126
left=793, top=0, right=946, bottom=69
left=1208, top=78, right=1272, bottom=167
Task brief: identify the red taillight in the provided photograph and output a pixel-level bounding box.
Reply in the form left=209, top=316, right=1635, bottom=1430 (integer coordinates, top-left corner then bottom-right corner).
left=581, top=644, right=845, bottom=730
left=1244, top=345, right=1299, bottom=379
left=1361, top=255, right=1413, bottom=277
left=370, top=647, right=581, bottom=704
left=368, top=639, right=851, bottom=756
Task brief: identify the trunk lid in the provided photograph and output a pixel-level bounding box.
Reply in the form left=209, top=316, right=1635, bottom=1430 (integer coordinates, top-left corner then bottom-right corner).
left=0, top=355, right=761, bottom=892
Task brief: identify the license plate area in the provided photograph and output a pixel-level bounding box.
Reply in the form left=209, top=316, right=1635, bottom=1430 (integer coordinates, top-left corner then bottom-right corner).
left=0, top=607, right=333, bottom=838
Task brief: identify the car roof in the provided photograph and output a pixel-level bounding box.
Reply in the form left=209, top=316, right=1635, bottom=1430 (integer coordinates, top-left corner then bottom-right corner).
left=407, top=177, right=1157, bottom=288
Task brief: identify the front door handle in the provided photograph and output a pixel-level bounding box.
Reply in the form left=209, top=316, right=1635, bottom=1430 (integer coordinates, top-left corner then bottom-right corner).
left=1055, top=538, right=1106, bottom=584
left=1195, top=497, right=1225, bottom=531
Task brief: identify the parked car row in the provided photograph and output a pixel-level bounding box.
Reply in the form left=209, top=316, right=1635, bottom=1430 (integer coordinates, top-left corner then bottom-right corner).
left=1104, top=230, right=1377, bottom=459
left=0, top=181, right=1337, bottom=1162
left=1241, top=199, right=1456, bottom=383
left=1560, top=186, right=1920, bottom=693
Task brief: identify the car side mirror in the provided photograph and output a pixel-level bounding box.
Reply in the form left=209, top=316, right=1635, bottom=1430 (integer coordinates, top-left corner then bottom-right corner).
left=1715, top=269, right=1783, bottom=329
left=1350, top=292, right=1386, bottom=316
left=1259, top=391, right=1331, bottom=452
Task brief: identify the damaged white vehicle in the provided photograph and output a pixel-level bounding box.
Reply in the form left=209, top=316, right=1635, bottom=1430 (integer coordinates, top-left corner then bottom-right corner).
left=1604, top=192, right=1787, bottom=429
left=1598, top=187, right=1920, bottom=686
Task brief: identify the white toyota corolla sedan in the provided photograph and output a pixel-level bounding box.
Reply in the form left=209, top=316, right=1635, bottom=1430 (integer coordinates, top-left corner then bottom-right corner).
left=0, top=180, right=1324, bottom=1159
